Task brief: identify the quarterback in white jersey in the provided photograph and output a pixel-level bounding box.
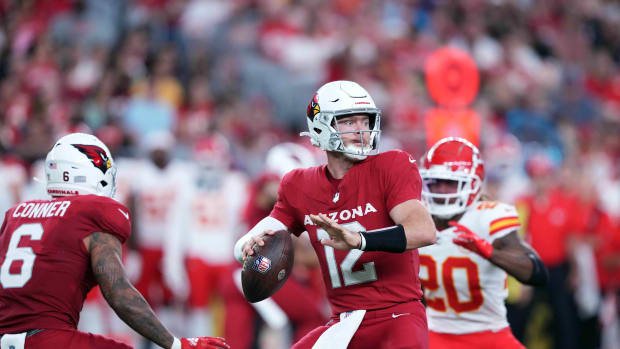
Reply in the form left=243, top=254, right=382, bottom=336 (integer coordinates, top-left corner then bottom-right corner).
left=418, top=137, right=548, bottom=349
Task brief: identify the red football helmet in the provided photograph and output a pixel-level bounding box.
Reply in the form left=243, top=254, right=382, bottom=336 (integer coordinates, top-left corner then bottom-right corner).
left=420, top=137, right=484, bottom=218
left=192, top=133, right=231, bottom=169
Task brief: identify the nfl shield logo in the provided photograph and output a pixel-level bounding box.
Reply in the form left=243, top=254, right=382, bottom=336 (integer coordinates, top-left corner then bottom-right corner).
left=252, top=255, right=272, bottom=274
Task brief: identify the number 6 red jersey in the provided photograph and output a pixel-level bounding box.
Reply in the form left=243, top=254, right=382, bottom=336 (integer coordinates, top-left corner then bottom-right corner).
left=0, top=195, right=131, bottom=333
left=270, top=150, right=424, bottom=315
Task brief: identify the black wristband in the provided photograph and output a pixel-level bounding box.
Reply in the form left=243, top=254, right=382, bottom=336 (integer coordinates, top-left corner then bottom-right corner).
left=359, top=224, right=407, bottom=253
left=526, top=253, right=548, bottom=286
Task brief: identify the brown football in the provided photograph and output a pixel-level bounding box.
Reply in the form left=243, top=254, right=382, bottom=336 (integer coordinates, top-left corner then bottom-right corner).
left=241, top=230, right=294, bottom=303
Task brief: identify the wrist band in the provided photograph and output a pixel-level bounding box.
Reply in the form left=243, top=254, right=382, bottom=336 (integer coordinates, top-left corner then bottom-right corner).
left=358, top=232, right=366, bottom=250
left=526, top=253, right=548, bottom=286
left=359, top=224, right=407, bottom=253
left=171, top=337, right=181, bottom=349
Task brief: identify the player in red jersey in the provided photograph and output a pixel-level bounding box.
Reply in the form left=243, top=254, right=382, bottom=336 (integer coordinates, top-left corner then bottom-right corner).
left=234, top=81, right=437, bottom=349
left=0, top=133, right=229, bottom=349
left=221, top=142, right=327, bottom=349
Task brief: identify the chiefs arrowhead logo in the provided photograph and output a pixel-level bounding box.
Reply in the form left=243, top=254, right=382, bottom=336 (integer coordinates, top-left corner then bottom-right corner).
left=306, top=93, right=320, bottom=119
left=72, top=144, right=112, bottom=174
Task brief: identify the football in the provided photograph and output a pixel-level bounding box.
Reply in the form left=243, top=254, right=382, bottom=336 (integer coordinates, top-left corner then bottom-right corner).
left=241, top=230, right=295, bottom=303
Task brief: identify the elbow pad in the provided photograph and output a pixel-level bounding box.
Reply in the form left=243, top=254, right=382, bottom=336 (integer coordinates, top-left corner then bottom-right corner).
left=526, top=253, right=548, bottom=286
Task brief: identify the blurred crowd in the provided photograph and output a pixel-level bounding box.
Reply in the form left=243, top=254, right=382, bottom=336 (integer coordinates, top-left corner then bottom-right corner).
left=0, top=0, right=619, bottom=349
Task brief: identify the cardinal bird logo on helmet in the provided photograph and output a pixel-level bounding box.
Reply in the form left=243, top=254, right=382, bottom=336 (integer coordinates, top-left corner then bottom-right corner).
left=306, top=93, right=320, bottom=119
left=72, top=144, right=112, bottom=174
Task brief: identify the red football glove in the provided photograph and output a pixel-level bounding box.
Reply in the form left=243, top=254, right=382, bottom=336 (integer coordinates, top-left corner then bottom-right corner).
left=181, top=337, right=230, bottom=349
left=450, top=221, right=494, bottom=259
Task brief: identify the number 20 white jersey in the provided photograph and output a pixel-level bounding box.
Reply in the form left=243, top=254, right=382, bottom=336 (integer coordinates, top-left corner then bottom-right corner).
left=418, top=201, right=520, bottom=334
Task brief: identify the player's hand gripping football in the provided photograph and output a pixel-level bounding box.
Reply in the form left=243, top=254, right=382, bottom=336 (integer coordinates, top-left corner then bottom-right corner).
left=450, top=221, right=493, bottom=259
left=180, top=336, right=230, bottom=349
left=311, top=213, right=361, bottom=250
left=241, top=230, right=276, bottom=261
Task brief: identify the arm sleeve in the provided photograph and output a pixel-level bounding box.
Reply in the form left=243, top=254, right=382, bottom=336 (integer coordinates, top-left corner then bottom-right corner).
left=0, top=211, right=8, bottom=236
left=383, top=151, right=423, bottom=211
left=233, top=216, right=288, bottom=263
left=88, top=198, right=132, bottom=244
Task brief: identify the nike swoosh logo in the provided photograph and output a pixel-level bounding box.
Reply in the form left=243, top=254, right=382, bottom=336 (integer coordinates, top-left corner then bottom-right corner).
left=118, top=208, right=129, bottom=220
left=409, top=156, right=416, bottom=163
left=392, top=312, right=410, bottom=318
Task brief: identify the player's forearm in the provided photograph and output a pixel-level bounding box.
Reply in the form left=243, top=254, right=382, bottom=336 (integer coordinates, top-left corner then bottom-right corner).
left=489, top=248, right=534, bottom=283
left=391, top=200, right=437, bottom=250
left=97, top=271, right=174, bottom=348
left=402, top=209, right=437, bottom=250
left=89, top=232, right=175, bottom=348
left=404, top=218, right=436, bottom=250
left=104, top=283, right=174, bottom=348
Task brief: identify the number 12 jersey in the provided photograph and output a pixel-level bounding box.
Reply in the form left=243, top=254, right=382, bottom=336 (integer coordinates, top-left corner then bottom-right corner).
left=270, top=150, right=424, bottom=315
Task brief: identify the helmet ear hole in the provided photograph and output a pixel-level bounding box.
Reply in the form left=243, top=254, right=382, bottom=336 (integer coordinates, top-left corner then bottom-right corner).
left=100, top=180, right=108, bottom=187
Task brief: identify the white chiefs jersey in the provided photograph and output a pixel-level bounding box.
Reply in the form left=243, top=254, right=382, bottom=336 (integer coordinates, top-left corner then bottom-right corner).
left=130, top=160, right=193, bottom=249
left=419, top=201, right=520, bottom=334
left=0, top=161, right=27, bottom=224
left=167, top=170, right=248, bottom=264
left=114, top=157, right=142, bottom=206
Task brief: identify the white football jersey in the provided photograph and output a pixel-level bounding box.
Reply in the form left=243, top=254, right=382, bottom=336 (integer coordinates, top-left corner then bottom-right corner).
left=0, top=161, right=27, bottom=223
left=167, top=170, right=248, bottom=264
left=131, top=160, right=193, bottom=249
left=419, top=201, right=520, bottom=334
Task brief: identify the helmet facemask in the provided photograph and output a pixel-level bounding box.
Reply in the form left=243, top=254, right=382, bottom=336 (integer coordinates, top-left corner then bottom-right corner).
left=300, top=81, right=382, bottom=159
left=420, top=168, right=482, bottom=219
left=420, top=137, right=485, bottom=219
left=332, top=110, right=381, bottom=160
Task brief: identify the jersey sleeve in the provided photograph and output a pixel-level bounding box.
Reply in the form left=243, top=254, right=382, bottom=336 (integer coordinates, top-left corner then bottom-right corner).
left=269, top=171, right=303, bottom=236
left=382, top=150, right=423, bottom=211
left=86, top=197, right=132, bottom=244
left=0, top=210, right=8, bottom=236
left=482, top=202, right=521, bottom=242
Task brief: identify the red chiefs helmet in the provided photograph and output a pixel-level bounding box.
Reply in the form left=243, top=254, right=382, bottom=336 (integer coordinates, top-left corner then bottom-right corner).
left=420, top=137, right=484, bottom=218
left=192, top=133, right=231, bottom=168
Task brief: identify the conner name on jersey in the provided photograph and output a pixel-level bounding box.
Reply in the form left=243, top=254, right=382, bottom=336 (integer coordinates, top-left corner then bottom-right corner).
left=12, top=201, right=71, bottom=219
left=303, top=202, right=378, bottom=225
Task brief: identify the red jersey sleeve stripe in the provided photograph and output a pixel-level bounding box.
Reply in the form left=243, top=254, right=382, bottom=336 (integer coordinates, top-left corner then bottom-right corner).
left=490, top=216, right=519, bottom=226
left=489, top=218, right=520, bottom=236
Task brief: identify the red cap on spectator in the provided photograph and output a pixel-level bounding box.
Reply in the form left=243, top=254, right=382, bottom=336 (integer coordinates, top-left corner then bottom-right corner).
left=525, top=153, right=556, bottom=178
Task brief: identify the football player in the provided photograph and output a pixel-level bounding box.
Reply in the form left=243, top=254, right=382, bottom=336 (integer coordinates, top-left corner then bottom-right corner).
left=221, top=142, right=327, bottom=349
left=130, top=132, right=190, bottom=311
left=418, top=137, right=548, bottom=349
left=0, top=133, right=229, bottom=349
left=234, top=81, right=437, bottom=349
left=164, top=134, right=248, bottom=337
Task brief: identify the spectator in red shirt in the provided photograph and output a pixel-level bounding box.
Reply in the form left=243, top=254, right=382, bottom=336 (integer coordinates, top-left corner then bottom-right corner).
left=513, top=154, right=580, bottom=349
